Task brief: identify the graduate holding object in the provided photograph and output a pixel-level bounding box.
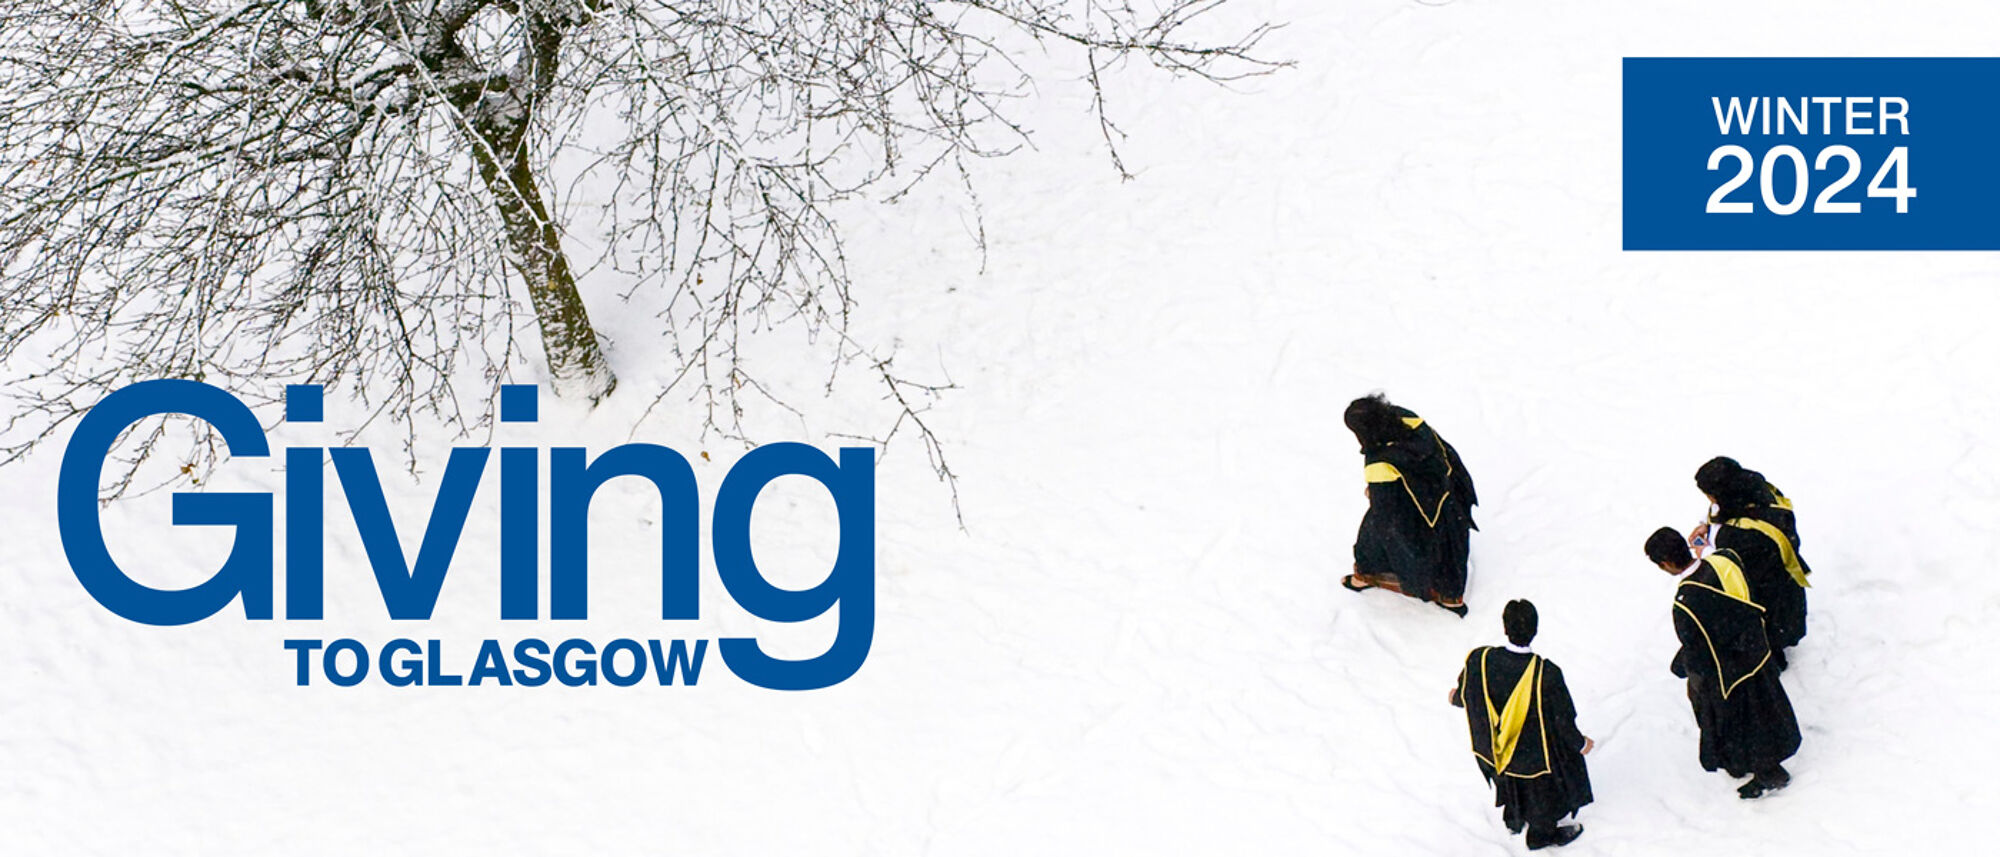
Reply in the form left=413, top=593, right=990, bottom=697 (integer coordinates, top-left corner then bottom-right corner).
left=1644, top=527, right=1803, bottom=799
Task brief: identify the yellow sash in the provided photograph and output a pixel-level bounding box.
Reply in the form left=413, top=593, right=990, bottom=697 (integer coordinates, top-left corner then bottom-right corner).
left=1725, top=517, right=1810, bottom=588
left=1483, top=650, right=1540, bottom=775
left=1361, top=460, right=1449, bottom=527
left=1704, top=553, right=1754, bottom=603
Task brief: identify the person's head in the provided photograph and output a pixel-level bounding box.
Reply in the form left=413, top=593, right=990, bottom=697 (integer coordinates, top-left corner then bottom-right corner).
left=1344, top=393, right=1412, bottom=449
left=1502, top=599, right=1538, bottom=647
left=1695, top=456, right=1770, bottom=512
left=1644, top=526, right=1695, bottom=574
left=1695, top=456, right=1742, bottom=496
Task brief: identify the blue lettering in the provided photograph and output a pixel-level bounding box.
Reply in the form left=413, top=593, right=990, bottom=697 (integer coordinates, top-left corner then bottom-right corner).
left=61, top=384, right=880, bottom=690
left=325, top=638, right=369, bottom=686
left=712, top=445, right=875, bottom=691
left=554, top=639, right=597, bottom=687
left=58, top=380, right=273, bottom=625
left=284, top=386, right=325, bottom=619
left=425, top=638, right=465, bottom=686
left=601, top=638, right=646, bottom=687
left=284, top=639, right=323, bottom=685
left=381, top=638, right=424, bottom=686
left=331, top=447, right=487, bottom=620
left=548, top=445, right=699, bottom=621
left=469, top=639, right=514, bottom=686
left=649, top=639, right=708, bottom=686
left=511, top=638, right=552, bottom=687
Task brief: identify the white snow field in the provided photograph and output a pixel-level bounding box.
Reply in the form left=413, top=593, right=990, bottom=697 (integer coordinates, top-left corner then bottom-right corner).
left=4, top=1, right=1999, bottom=854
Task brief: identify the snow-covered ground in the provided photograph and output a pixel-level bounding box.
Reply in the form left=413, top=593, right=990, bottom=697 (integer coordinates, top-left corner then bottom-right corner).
left=5, top=1, right=1998, bottom=854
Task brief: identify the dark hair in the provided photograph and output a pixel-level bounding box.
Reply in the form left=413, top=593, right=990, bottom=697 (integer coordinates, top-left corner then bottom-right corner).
left=1344, top=393, right=1413, bottom=449
left=1644, top=526, right=1693, bottom=568
left=1502, top=599, right=1538, bottom=646
left=1695, top=456, right=1772, bottom=515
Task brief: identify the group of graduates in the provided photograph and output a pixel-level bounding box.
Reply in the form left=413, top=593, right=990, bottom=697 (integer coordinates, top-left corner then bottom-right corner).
left=1341, top=394, right=1812, bottom=850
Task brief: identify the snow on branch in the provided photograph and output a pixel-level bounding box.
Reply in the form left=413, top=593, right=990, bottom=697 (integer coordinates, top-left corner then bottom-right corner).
left=0, top=0, right=1281, bottom=508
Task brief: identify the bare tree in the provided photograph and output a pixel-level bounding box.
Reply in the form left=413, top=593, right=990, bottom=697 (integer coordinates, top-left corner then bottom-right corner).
left=0, top=1, right=1276, bottom=496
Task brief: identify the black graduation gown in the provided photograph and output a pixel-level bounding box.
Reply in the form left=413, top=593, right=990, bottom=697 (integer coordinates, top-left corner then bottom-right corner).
left=1712, top=501, right=1810, bottom=655
left=1451, top=647, right=1593, bottom=831
left=1394, top=406, right=1480, bottom=523
left=1353, top=410, right=1476, bottom=602
left=1672, top=561, right=1802, bottom=776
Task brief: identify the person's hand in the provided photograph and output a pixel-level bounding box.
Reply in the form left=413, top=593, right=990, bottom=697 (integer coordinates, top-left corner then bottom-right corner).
left=1581, top=737, right=1595, bottom=755
left=1688, top=522, right=1710, bottom=545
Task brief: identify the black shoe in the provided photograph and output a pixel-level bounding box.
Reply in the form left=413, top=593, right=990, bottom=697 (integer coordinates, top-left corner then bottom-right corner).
left=1737, top=766, right=1791, bottom=800
left=1440, top=601, right=1468, bottom=618
left=1528, top=824, right=1584, bottom=850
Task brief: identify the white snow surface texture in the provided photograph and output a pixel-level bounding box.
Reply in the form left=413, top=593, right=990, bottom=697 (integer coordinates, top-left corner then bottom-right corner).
left=5, top=1, right=1998, bottom=854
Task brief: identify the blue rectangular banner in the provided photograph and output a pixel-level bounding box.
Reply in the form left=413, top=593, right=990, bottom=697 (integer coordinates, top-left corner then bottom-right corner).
left=1624, top=57, right=2000, bottom=250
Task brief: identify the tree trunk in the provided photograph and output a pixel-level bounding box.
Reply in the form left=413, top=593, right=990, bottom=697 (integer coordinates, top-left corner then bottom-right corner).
left=470, top=130, right=616, bottom=404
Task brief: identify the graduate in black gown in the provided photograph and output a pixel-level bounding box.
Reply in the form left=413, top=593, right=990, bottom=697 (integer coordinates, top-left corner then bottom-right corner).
left=1690, top=457, right=1810, bottom=668
left=1449, top=600, right=1592, bottom=850
left=1341, top=394, right=1478, bottom=616
left=1645, top=528, right=1803, bottom=799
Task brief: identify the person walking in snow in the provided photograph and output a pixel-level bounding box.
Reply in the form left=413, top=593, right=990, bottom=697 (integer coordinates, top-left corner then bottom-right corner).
left=1643, top=527, right=1802, bottom=799
left=1448, top=599, right=1592, bottom=850
left=1341, top=393, right=1477, bottom=615
left=1688, top=457, right=1810, bottom=670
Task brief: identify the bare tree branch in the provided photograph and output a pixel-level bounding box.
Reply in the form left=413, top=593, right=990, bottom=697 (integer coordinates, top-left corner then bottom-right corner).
left=0, top=0, right=1282, bottom=506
